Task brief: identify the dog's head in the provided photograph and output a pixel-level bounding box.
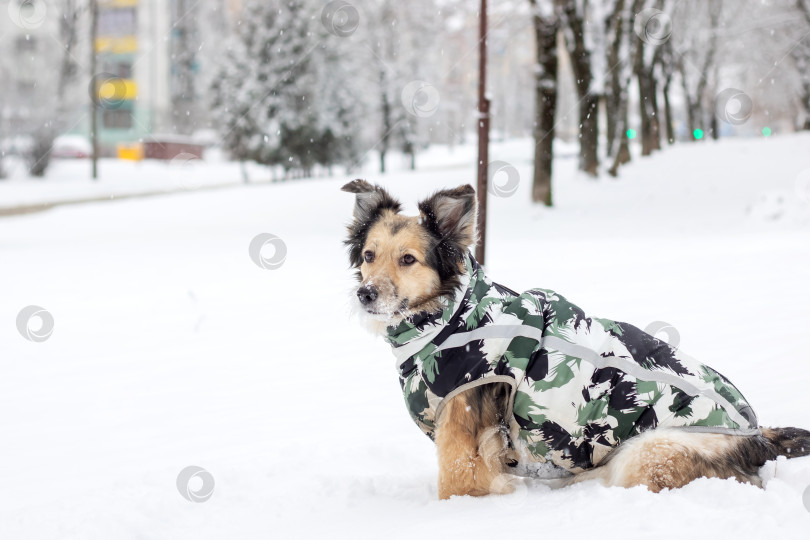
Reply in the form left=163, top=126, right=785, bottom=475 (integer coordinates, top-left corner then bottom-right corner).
left=341, top=179, right=477, bottom=327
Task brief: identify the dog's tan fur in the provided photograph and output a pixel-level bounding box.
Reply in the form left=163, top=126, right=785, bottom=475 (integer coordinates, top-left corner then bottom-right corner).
left=436, top=392, right=509, bottom=498
left=566, top=429, right=762, bottom=492
left=343, top=181, right=810, bottom=500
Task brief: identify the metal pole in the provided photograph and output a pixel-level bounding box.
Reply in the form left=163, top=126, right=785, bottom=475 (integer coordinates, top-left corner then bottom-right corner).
left=475, top=0, right=490, bottom=264
left=90, top=0, right=98, bottom=180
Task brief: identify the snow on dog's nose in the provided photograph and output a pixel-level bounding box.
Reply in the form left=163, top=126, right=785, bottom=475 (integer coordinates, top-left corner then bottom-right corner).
left=356, top=284, right=378, bottom=306
left=355, top=278, right=401, bottom=316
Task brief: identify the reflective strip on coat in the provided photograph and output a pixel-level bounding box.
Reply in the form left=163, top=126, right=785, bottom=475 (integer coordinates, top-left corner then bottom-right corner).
left=385, top=255, right=759, bottom=473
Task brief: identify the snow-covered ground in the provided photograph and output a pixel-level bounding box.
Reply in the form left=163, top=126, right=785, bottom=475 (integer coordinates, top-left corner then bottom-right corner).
left=0, top=139, right=580, bottom=213
left=1, top=134, right=810, bottom=539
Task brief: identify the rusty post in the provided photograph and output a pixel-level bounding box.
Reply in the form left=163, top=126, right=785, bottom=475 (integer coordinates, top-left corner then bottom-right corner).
left=475, top=0, right=489, bottom=264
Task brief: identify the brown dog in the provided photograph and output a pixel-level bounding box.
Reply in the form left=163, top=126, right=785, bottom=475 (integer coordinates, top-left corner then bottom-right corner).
left=342, top=179, right=810, bottom=499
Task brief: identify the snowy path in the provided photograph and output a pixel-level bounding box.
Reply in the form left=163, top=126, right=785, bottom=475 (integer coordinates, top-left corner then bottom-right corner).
left=1, top=135, right=810, bottom=539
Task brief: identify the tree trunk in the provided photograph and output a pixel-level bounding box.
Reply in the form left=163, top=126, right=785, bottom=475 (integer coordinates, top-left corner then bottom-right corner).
left=793, top=65, right=810, bottom=130
left=605, top=0, right=627, bottom=158
left=788, top=32, right=810, bottom=130
left=662, top=76, right=675, bottom=143
left=607, top=0, right=639, bottom=175
left=796, top=0, right=810, bottom=126
left=171, top=0, right=197, bottom=134
left=680, top=0, right=720, bottom=142
left=687, top=102, right=702, bottom=141
left=679, top=57, right=702, bottom=141
left=529, top=1, right=558, bottom=205
left=636, top=42, right=651, bottom=155
left=562, top=2, right=599, bottom=176
left=635, top=34, right=661, bottom=155
left=606, top=97, right=617, bottom=158
left=649, top=75, right=661, bottom=151
left=709, top=63, right=720, bottom=140
left=656, top=33, right=677, bottom=145
left=578, top=95, right=599, bottom=175
left=532, top=83, right=557, bottom=205
left=56, top=0, right=80, bottom=131
left=608, top=98, right=631, bottom=177
left=378, top=69, right=391, bottom=174
left=637, top=74, right=657, bottom=155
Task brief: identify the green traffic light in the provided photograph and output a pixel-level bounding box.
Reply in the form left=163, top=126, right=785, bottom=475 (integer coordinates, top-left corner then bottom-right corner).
left=626, top=129, right=637, bottom=139
left=693, top=129, right=704, bottom=140
left=762, top=127, right=772, bottom=137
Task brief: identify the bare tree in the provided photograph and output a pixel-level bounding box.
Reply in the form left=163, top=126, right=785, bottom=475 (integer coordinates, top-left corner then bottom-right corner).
left=606, top=0, right=636, bottom=173
left=26, top=0, right=86, bottom=177
left=792, top=0, right=810, bottom=129
left=170, top=0, right=199, bottom=134
left=560, top=0, right=605, bottom=176
left=674, top=0, right=722, bottom=141
left=57, top=0, right=84, bottom=123
left=529, top=0, right=560, bottom=205
left=657, top=38, right=677, bottom=144
left=364, top=0, right=441, bottom=173
left=634, top=0, right=666, bottom=155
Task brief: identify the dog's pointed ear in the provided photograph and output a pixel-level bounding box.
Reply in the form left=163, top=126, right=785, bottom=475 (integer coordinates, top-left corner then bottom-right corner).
left=341, top=179, right=402, bottom=268
left=341, top=179, right=402, bottom=222
left=418, top=184, right=477, bottom=253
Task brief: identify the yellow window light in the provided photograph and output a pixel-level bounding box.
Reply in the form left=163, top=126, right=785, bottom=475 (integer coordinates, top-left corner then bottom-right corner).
left=117, top=143, right=143, bottom=161
left=99, top=0, right=139, bottom=8
left=95, top=79, right=137, bottom=103
left=95, top=36, right=137, bottom=54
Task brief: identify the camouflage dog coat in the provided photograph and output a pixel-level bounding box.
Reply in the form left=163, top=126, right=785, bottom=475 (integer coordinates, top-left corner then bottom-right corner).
left=385, top=254, right=759, bottom=472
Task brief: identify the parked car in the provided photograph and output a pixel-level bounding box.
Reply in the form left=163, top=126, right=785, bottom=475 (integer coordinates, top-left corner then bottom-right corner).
left=51, top=135, right=92, bottom=159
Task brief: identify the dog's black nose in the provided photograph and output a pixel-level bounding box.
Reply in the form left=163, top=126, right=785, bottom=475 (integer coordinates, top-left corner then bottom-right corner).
left=357, top=285, right=378, bottom=305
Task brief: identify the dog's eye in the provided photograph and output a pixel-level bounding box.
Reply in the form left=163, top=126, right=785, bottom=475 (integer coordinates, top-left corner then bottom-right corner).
left=401, top=254, right=416, bottom=266
left=363, top=251, right=375, bottom=263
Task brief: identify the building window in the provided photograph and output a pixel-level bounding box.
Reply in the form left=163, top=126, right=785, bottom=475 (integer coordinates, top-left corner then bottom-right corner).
left=103, top=61, right=133, bottom=79
left=102, top=109, right=133, bottom=130
left=117, top=63, right=133, bottom=78
left=15, top=35, right=36, bottom=52
left=98, top=7, right=137, bottom=36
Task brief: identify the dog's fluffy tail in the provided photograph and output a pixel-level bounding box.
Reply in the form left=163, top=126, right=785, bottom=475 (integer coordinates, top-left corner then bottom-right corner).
left=762, top=427, right=810, bottom=458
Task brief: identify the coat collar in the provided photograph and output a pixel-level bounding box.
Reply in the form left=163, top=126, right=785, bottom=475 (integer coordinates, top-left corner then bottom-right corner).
left=385, top=253, right=482, bottom=371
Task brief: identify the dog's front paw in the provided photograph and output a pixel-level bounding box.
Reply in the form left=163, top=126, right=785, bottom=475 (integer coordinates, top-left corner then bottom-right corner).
left=488, top=473, right=527, bottom=495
